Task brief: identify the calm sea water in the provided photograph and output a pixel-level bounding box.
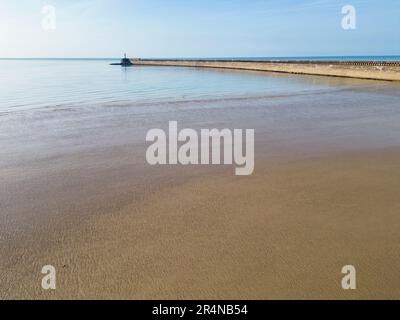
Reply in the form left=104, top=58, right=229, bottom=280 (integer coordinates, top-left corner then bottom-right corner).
left=1, top=57, right=400, bottom=170
left=0, top=57, right=398, bottom=113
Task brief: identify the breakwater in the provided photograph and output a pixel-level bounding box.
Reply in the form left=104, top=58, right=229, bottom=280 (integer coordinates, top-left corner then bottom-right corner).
left=131, top=59, right=400, bottom=81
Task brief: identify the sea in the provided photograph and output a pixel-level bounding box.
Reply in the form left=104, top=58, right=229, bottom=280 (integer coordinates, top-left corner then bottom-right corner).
left=0, top=56, right=399, bottom=113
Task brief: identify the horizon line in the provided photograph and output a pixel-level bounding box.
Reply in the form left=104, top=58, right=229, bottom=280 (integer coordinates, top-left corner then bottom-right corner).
left=1, top=54, right=400, bottom=60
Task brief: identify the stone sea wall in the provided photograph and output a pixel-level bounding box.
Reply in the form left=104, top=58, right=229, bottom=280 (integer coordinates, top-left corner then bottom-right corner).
left=131, top=59, right=400, bottom=81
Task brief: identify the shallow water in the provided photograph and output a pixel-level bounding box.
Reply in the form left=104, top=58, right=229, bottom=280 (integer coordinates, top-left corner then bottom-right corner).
left=1, top=58, right=400, bottom=169
left=0, top=58, right=389, bottom=113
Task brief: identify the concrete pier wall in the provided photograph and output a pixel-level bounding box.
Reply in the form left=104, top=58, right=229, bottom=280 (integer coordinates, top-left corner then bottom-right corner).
left=131, top=59, right=400, bottom=81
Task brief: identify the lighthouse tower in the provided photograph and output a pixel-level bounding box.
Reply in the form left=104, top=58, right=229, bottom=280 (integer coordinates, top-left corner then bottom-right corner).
left=120, top=53, right=133, bottom=66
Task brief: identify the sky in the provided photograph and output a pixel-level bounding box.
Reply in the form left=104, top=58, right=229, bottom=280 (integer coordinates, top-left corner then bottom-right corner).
left=0, top=0, right=399, bottom=58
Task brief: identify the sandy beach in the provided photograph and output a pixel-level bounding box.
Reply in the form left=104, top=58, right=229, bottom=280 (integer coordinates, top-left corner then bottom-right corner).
left=1, top=76, right=400, bottom=300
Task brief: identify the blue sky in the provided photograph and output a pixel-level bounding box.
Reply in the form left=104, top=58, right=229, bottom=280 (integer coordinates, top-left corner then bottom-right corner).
left=0, top=0, right=399, bottom=58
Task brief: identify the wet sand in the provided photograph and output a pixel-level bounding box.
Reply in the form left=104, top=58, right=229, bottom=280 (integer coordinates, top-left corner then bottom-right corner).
left=1, top=80, right=400, bottom=299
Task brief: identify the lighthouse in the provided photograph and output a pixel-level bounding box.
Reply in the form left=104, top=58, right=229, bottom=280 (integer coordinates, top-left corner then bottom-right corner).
left=120, top=53, right=133, bottom=66
left=110, top=53, right=133, bottom=66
